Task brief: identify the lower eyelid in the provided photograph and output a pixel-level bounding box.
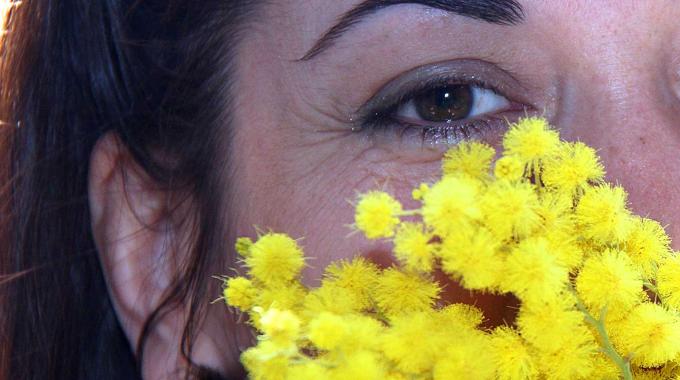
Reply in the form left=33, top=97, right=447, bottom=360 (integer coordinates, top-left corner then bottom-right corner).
left=421, top=117, right=503, bottom=142
left=368, top=116, right=509, bottom=148
left=364, top=106, right=535, bottom=149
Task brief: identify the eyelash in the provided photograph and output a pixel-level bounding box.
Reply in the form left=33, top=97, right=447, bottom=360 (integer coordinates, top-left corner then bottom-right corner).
left=356, top=77, right=517, bottom=145
left=371, top=116, right=503, bottom=144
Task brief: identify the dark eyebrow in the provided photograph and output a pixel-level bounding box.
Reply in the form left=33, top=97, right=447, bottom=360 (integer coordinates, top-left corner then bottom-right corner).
left=299, top=0, right=524, bottom=61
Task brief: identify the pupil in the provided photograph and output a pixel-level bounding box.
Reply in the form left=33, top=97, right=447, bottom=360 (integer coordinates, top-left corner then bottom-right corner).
left=415, top=85, right=473, bottom=122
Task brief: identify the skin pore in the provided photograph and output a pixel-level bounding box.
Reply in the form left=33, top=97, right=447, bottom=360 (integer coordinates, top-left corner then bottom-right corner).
left=91, top=0, right=680, bottom=378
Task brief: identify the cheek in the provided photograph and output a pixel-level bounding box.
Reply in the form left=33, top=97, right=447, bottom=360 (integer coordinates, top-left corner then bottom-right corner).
left=567, top=126, right=680, bottom=250
left=231, top=139, right=445, bottom=283
left=602, top=146, right=680, bottom=250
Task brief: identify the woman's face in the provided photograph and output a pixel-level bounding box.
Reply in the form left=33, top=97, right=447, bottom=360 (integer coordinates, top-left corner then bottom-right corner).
left=130, top=0, right=680, bottom=376
left=230, top=1, right=680, bottom=277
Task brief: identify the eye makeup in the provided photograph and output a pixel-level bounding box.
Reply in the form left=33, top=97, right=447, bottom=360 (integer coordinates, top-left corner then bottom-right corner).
left=352, top=59, right=533, bottom=146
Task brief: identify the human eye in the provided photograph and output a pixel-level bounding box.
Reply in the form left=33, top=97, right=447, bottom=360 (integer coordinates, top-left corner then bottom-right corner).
left=353, top=60, right=531, bottom=146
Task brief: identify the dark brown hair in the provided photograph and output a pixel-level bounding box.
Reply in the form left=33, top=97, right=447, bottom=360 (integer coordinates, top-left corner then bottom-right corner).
left=0, top=1, right=255, bottom=378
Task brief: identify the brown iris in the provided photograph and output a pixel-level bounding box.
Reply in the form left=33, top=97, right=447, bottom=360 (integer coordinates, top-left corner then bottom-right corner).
left=414, top=85, right=473, bottom=122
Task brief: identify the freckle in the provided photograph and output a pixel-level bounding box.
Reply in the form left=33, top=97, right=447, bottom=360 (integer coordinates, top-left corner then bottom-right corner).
left=639, top=136, right=646, bottom=145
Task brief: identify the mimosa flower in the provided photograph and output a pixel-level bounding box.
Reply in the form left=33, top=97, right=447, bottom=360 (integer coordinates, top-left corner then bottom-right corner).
left=481, top=180, right=541, bottom=240
left=490, top=326, right=538, bottom=380
left=259, top=308, right=301, bottom=346
left=439, top=226, right=503, bottom=290
left=658, top=255, right=680, bottom=310
left=354, top=191, right=403, bottom=239
left=442, top=140, right=496, bottom=180
left=542, top=141, right=605, bottom=196
left=421, top=176, right=480, bottom=238
left=494, top=155, right=524, bottom=181
left=245, top=233, right=305, bottom=285
left=393, top=222, right=435, bottom=272
left=615, top=303, right=680, bottom=367
left=501, top=237, right=569, bottom=303
left=502, top=116, right=560, bottom=171
left=624, top=217, right=672, bottom=279
left=224, top=276, right=257, bottom=310
left=373, top=268, right=440, bottom=317
left=224, top=117, right=679, bottom=380
left=576, top=184, right=635, bottom=244
left=576, top=249, right=643, bottom=317
left=307, top=312, right=346, bottom=350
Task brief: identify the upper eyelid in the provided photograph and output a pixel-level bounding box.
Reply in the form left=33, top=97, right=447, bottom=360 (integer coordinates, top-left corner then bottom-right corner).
left=352, top=59, right=527, bottom=125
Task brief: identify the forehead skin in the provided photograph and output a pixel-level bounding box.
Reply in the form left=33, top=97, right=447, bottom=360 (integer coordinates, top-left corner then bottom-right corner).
left=227, top=0, right=680, bottom=289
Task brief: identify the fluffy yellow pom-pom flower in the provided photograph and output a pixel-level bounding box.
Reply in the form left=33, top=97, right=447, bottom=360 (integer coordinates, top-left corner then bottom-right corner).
left=335, top=314, right=384, bottom=352
left=624, top=217, right=672, bottom=279
left=575, top=184, right=634, bottom=244
left=303, top=281, right=365, bottom=315
left=494, top=155, right=524, bottom=181
left=330, top=351, right=386, bottom=380
left=439, top=226, right=503, bottom=290
left=245, top=233, right=305, bottom=285
left=501, top=237, right=569, bottom=303
left=517, top=297, right=587, bottom=352
left=393, top=222, right=436, bottom=272
left=226, top=117, right=680, bottom=380
left=235, top=236, right=254, bottom=257
left=381, top=311, right=440, bottom=374
left=442, top=140, right=496, bottom=180
left=535, top=331, right=598, bottom=380
left=575, top=249, right=643, bottom=317
left=490, top=326, right=538, bottom=380
left=481, top=180, right=541, bottom=240
left=254, top=282, right=306, bottom=313
left=615, top=303, right=680, bottom=367
left=241, top=341, right=290, bottom=380
left=224, top=276, right=257, bottom=311
left=286, top=362, right=329, bottom=380
left=438, top=303, right=484, bottom=329
left=259, top=308, right=301, bottom=347
left=503, top=116, right=560, bottom=171
left=411, top=182, right=430, bottom=201
left=308, top=312, right=346, bottom=350
left=590, top=354, right=622, bottom=380
left=543, top=141, right=604, bottom=196
left=421, top=176, right=480, bottom=238
left=658, top=255, right=680, bottom=310
left=321, top=257, right=379, bottom=310
left=354, top=191, right=403, bottom=239
left=373, top=268, right=440, bottom=317
left=432, top=335, right=494, bottom=380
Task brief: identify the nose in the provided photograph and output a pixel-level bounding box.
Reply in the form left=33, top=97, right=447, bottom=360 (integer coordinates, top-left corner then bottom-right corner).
left=552, top=16, right=680, bottom=248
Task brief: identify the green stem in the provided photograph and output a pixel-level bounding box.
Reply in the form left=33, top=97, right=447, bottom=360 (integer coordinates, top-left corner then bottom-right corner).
left=398, top=209, right=421, bottom=217
left=574, top=301, right=633, bottom=380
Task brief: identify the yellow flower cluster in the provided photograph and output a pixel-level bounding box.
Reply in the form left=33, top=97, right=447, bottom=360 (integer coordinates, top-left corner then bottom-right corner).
left=223, top=117, right=680, bottom=380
